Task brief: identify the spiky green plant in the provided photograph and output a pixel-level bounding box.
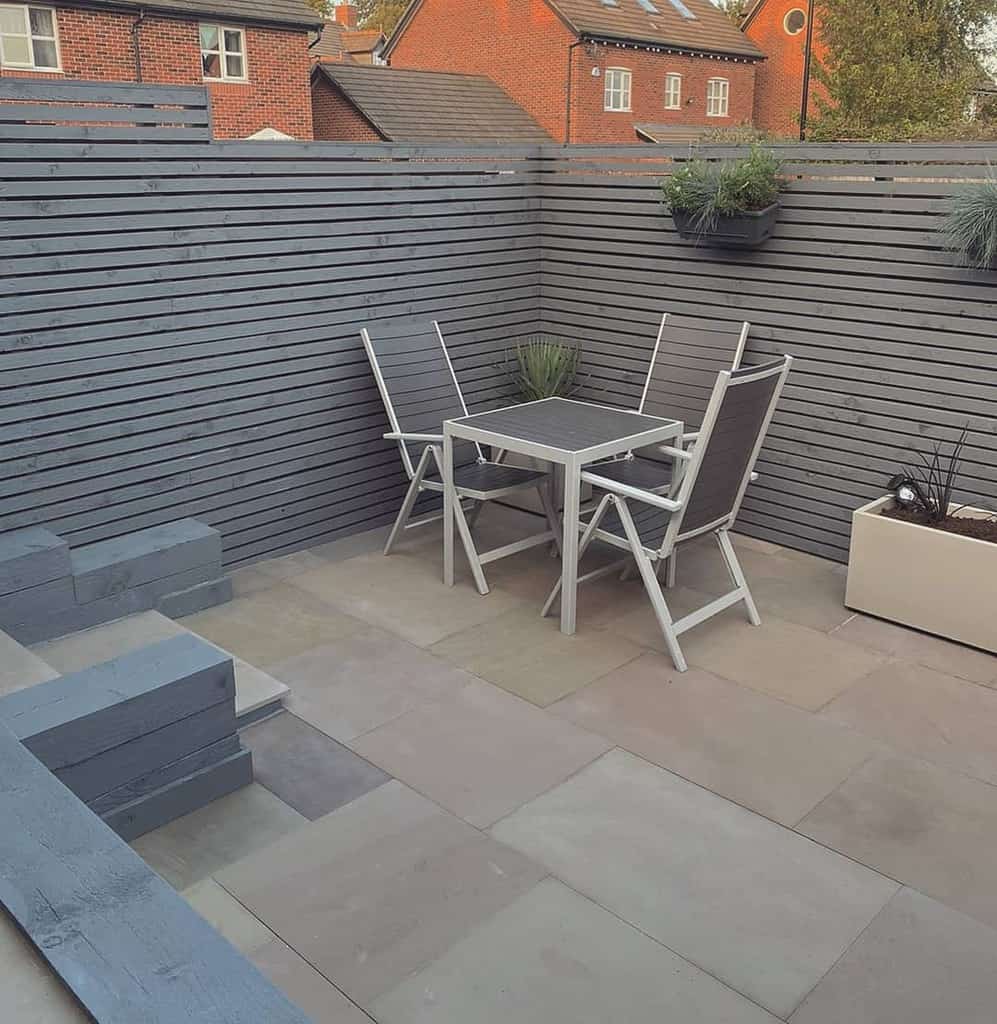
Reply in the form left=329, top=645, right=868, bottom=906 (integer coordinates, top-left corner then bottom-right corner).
left=942, top=172, right=997, bottom=269
left=506, top=338, right=581, bottom=401
left=661, top=146, right=782, bottom=233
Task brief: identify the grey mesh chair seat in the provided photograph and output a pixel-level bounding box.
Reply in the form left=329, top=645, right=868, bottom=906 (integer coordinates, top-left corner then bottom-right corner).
left=583, top=500, right=673, bottom=551
left=361, top=319, right=561, bottom=596
left=584, top=456, right=673, bottom=494
left=544, top=356, right=793, bottom=672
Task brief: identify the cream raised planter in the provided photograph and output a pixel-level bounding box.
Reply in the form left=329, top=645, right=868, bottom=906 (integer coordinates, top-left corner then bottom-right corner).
left=845, top=496, right=997, bottom=654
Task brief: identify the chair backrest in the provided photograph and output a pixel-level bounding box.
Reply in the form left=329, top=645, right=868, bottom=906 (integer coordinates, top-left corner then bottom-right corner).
left=361, top=320, right=481, bottom=479
left=663, top=356, right=792, bottom=549
left=639, top=313, right=750, bottom=432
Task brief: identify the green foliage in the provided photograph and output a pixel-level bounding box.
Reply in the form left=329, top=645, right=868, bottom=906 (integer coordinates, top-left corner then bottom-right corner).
left=660, top=147, right=782, bottom=231
left=808, top=0, right=997, bottom=140
left=351, top=0, right=408, bottom=33
left=942, top=171, right=997, bottom=268
left=714, top=0, right=749, bottom=25
left=505, top=338, right=581, bottom=401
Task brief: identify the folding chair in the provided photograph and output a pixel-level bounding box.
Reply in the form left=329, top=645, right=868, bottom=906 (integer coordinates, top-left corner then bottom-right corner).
left=588, top=312, right=750, bottom=494
left=543, top=356, right=792, bottom=672
left=362, top=320, right=561, bottom=596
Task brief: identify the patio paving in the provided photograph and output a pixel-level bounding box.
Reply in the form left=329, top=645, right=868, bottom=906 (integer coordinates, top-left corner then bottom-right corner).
left=114, top=503, right=997, bottom=1022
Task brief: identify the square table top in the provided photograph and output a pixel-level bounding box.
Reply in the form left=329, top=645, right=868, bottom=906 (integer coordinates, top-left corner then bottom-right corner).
left=445, top=397, right=681, bottom=461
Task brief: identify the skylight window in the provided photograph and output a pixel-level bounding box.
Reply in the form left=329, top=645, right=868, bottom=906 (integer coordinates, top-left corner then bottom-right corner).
left=601, top=0, right=619, bottom=7
left=665, top=0, right=697, bottom=18
left=635, top=0, right=660, bottom=12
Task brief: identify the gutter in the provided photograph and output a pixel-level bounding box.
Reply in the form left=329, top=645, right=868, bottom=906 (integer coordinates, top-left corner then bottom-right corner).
left=564, top=39, right=584, bottom=144
left=131, top=6, right=146, bottom=82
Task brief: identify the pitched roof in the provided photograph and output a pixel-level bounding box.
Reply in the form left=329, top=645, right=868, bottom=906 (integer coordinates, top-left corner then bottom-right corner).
left=386, top=0, right=763, bottom=60
left=342, top=28, right=386, bottom=52
left=313, top=64, right=552, bottom=141
left=548, top=0, right=763, bottom=57
left=66, top=0, right=322, bottom=30
left=310, top=20, right=356, bottom=59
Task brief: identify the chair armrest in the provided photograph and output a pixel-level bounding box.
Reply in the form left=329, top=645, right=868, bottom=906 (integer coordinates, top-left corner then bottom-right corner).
left=681, top=430, right=700, bottom=443
left=581, top=472, right=682, bottom=513
left=656, top=445, right=693, bottom=461
left=384, top=432, right=445, bottom=442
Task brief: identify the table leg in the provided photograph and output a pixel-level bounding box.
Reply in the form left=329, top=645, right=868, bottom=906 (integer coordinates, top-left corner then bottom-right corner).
left=559, top=460, right=580, bottom=635
left=442, top=435, right=455, bottom=587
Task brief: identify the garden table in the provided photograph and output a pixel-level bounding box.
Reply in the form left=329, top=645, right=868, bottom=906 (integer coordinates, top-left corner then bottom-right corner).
left=443, top=397, right=683, bottom=635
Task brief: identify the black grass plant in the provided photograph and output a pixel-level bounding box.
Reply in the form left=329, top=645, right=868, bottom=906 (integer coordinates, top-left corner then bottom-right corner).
left=888, top=426, right=970, bottom=523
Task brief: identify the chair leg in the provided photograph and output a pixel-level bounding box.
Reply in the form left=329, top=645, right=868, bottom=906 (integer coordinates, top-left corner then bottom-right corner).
left=615, top=500, right=687, bottom=672
left=541, top=494, right=611, bottom=618
left=466, top=500, right=484, bottom=531
left=383, top=448, right=432, bottom=556
left=716, top=529, right=761, bottom=626
left=665, top=550, right=678, bottom=589
left=453, top=496, right=489, bottom=595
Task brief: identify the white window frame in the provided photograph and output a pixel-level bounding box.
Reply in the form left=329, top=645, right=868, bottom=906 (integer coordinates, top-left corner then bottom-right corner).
left=0, top=3, right=60, bottom=71
left=604, top=67, right=632, bottom=112
left=200, top=23, right=248, bottom=82
left=664, top=72, right=682, bottom=110
left=783, top=8, right=806, bottom=34
left=706, top=77, right=729, bottom=117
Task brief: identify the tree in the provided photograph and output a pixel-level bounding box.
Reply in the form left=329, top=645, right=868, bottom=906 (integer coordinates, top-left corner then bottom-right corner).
left=713, top=0, right=749, bottom=25
left=808, top=0, right=997, bottom=139
left=353, top=0, right=409, bottom=33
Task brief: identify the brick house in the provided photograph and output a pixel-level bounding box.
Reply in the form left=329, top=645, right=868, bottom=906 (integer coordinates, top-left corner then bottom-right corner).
left=742, top=0, right=824, bottom=136
left=310, top=3, right=386, bottom=65
left=0, top=0, right=321, bottom=138
left=383, top=0, right=765, bottom=143
left=312, top=62, right=550, bottom=141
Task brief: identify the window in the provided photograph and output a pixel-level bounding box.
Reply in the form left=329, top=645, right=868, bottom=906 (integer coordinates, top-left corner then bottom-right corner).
left=0, top=4, right=59, bottom=70
left=783, top=8, right=806, bottom=34
left=604, top=68, right=632, bottom=112
left=706, top=77, right=729, bottom=117
left=665, top=0, right=697, bottom=19
left=200, top=23, right=246, bottom=81
left=664, top=73, right=682, bottom=109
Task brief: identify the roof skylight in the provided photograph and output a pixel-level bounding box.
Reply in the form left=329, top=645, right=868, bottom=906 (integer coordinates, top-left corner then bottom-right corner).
left=665, top=0, right=697, bottom=18
left=635, top=0, right=660, bottom=11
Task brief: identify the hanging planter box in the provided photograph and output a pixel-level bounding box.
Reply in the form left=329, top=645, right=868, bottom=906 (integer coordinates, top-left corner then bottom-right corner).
left=845, top=495, right=997, bottom=654
left=672, top=203, right=780, bottom=250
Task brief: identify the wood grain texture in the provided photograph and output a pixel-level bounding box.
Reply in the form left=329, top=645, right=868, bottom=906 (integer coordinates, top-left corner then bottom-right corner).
left=0, top=722, right=310, bottom=1022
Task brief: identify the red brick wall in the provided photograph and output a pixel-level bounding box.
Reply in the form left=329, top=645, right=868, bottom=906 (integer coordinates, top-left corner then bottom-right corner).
left=0, top=7, right=314, bottom=139
left=389, top=0, right=758, bottom=142
left=389, top=0, right=575, bottom=140
left=311, top=74, right=382, bottom=140
left=744, top=0, right=826, bottom=136
left=569, top=44, right=757, bottom=143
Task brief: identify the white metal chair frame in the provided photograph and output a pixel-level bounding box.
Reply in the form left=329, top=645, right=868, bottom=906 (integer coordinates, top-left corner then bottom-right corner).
left=362, top=321, right=561, bottom=596
left=544, top=356, right=792, bottom=672
left=597, top=312, right=751, bottom=487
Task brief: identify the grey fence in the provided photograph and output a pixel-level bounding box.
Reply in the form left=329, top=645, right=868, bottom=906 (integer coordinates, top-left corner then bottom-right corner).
left=538, top=144, right=997, bottom=561
left=1, top=80, right=994, bottom=565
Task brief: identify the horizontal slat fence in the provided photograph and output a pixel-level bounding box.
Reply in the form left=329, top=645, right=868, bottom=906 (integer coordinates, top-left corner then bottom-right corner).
left=3, top=120, right=994, bottom=567
left=1, top=128, right=540, bottom=564
left=538, top=143, right=997, bottom=561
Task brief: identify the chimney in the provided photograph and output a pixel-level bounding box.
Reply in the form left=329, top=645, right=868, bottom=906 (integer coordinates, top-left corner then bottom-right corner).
left=331, top=2, right=358, bottom=28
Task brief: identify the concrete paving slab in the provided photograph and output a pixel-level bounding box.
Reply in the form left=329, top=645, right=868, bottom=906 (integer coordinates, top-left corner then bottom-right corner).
left=269, top=626, right=474, bottom=743
left=179, top=584, right=363, bottom=668
left=352, top=679, right=611, bottom=827
left=552, top=652, right=879, bottom=825
left=132, top=782, right=306, bottom=890
left=492, top=749, right=898, bottom=1018
left=790, top=887, right=997, bottom=1024
left=0, top=628, right=58, bottom=697
left=373, top=877, right=779, bottom=1024
left=799, top=753, right=997, bottom=930
left=822, top=659, right=997, bottom=785
left=217, top=781, right=546, bottom=1006
left=286, top=550, right=524, bottom=648
left=830, top=613, right=997, bottom=688
left=430, top=606, right=643, bottom=706
left=241, top=712, right=389, bottom=820
left=0, top=910, right=89, bottom=1022
left=182, top=880, right=371, bottom=1023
